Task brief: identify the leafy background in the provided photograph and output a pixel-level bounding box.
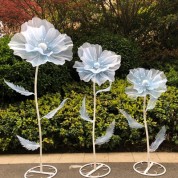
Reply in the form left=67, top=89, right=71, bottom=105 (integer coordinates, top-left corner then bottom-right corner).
left=0, top=80, right=177, bottom=153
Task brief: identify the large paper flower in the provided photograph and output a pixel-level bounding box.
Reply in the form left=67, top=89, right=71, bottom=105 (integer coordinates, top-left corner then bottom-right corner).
left=73, top=43, right=121, bottom=86
left=8, top=17, right=73, bottom=67
left=126, top=68, right=167, bottom=98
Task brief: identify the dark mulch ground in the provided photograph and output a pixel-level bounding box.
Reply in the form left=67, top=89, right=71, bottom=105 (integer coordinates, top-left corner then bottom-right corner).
left=0, top=163, right=177, bottom=178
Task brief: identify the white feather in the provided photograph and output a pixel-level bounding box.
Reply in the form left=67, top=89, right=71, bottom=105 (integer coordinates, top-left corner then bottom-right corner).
left=4, top=79, right=34, bottom=96
left=150, top=126, right=166, bottom=152
left=95, top=120, right=115, bottom=145
left=146, top=97, right=157, bottom=111
left=96, top=82, right=112, bottom=95
left=119, top=109, right=144, bottom=129
left=17, top=135, right=40, bottom=151
left=80, top=97, right=93, bottom=123
left=43, top=98, right=68, bottom=119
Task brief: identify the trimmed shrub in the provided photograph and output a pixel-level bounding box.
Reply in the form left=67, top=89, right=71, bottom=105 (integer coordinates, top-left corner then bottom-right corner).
left=0, top=79, right=177, bottom=152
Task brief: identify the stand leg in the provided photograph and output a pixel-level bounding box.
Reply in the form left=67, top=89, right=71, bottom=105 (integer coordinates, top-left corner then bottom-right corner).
left=92, top=82, right=96, bottom=169
left=34, top=66, right=43, bottom=171
left=143, top=96, right=150, bottom=167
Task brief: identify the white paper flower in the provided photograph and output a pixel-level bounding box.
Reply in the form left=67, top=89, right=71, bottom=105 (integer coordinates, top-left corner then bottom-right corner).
left=126, top=68, right=167, bottom=98
left=8, top=17, right=73, bottom=67
left=73, top=43, right=121, bottom=86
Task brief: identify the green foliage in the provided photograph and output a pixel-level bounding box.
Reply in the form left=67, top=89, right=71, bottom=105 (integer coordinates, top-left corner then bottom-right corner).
left=0, top=79, right=177, bottom=152
left=0, top=36, right=72, bottom=104
left=154, top=0, right=178, bottom=49
left=165, top=66, right=178, bottom=87
left=133, top=0, right=178, bottom=62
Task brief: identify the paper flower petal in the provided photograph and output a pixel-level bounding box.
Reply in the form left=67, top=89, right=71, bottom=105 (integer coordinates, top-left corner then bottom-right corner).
left=126, top=68, right=167, bottom=99
left=74, top=43, right=121, bottom=85
left=9, top=17, right=73, bottom=67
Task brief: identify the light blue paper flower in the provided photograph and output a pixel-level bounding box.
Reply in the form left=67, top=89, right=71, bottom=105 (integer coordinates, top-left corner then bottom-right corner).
left=73, top=43, right=121, bottom=86
left=126, top=68, right=167, bottom=98
left=8, top=17, right=73, bottom=67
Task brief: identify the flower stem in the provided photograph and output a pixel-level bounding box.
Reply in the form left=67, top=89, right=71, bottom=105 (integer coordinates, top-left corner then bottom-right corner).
left=34, top=66, right=43, bottom=172
left=143, top=96, right=150, bottom=167
left=92, top=82, right=96, bottom=170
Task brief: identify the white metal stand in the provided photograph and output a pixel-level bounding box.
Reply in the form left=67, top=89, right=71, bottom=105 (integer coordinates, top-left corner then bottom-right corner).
left=24, top=165, right=57, bottom=178
left=132, top=96, right=166, bottom=176
left=133, top=161, right=166, bottom=176
left=79, top=163, right=111, bottom=178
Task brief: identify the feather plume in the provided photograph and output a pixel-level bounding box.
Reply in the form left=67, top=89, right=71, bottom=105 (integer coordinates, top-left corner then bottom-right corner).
left=43, top=98, right=68, bottom=119
left=96, top=82, right=112, bottom=95
left=4, top=79, right=34, bottom=96
left=146, top=97, right=157, bottom=110
left=150, top=126, right=166, bottom=152
left=119, top=109, right=144, bottom=129
left=95, top=120, right=115, bottom=145
left=17, top=135, right=40, bottom=151
left=80, top=97, right=93, bottom=123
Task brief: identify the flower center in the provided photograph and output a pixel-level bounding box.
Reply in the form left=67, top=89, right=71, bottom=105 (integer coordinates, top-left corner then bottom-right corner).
left=142, top=80, right=150, bottom=87
left=38, top=43, right=47, bottom=51
left=93, top=62, right=100, bottom=69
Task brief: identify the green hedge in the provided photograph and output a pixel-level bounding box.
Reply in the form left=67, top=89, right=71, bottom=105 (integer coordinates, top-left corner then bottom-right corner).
left=0, top=79, right=177, bottom=152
